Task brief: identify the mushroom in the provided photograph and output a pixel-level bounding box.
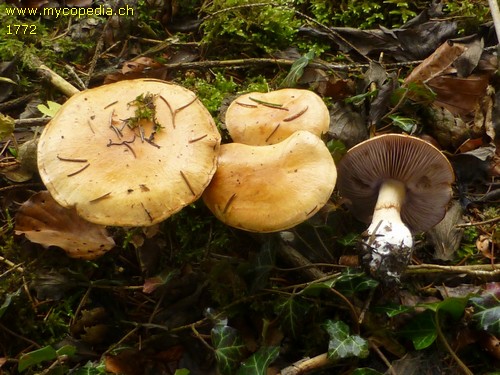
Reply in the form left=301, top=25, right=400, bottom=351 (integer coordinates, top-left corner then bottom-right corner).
left=202, top=130, right=337, bottom=232
left=336, top=134, right=454, bottom=280
left=225, top=89, right=329, bottom=145
left=37, top=78, right=221, bottom=227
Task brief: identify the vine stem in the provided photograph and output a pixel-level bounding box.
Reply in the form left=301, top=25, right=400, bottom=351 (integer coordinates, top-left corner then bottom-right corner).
left=435, top=310, right=473, bottom=375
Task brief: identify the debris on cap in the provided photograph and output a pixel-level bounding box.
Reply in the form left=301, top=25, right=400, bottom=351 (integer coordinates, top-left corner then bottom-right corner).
left=225, top=89, right=329, bottom=145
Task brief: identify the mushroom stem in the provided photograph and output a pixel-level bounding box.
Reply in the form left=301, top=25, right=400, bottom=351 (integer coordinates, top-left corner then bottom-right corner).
left=365, top=179, right=413, bottom=281
left=370, top=179, right=407, bottom=227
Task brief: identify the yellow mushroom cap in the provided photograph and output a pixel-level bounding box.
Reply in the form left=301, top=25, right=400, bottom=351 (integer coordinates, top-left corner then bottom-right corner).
left=37, top=79, right=221, bottom=227
left=202, top=130, right=337, bottom=232
left=225, top=89, right=330, bottom=145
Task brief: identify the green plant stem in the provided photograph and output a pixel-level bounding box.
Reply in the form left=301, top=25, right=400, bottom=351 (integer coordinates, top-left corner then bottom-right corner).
left=435, top=310, right=473, bottom=375
left=328, top=287, right=360, bottom=334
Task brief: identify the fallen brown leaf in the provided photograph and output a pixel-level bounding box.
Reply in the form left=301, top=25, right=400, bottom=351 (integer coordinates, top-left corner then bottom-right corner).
left=15, top=191, right=115, bottom=260
left=429, top=74, right=489, bottom=117
left=404, top=40, right=466, bottom=84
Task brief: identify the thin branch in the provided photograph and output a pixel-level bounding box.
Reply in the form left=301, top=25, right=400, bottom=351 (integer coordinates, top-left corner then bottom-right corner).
left=455, top=216, right=500, bottom=228
left=406, top=263, right=500, bottom=276
left=278, top=353, right=332, bottom=375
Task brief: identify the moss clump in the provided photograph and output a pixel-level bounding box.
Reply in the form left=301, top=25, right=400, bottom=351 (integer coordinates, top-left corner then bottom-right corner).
left=201, top=0, right=300, bottom=56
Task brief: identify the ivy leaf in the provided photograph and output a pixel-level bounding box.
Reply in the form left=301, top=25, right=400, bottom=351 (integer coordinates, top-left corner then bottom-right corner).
left=374, top=303, right=413, bottom=318
left=212, top=324, right=246, bottom=375
left=236, top=346, right=279, bottom=375
left=399, top=310, right=437, bottom=350
left=470, top=288, right=500, bottom=334
left=302, top=269, right=378, bottom=297
left=418, top=296, right=469, bottom=321
left=474, top=306, right=500, bottom=334
left=324, top=320, right=369, bottom=361
left=274, top=296, right=310, bottom=338
left=246, top=238, right=277, bottom=292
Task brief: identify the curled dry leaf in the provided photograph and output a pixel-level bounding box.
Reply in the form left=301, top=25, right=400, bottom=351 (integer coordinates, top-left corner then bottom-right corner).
left=15, top=191, right=115, bottom=260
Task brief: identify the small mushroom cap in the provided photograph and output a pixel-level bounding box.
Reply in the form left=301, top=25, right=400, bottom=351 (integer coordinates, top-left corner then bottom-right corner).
left=202, top=130, right=337, bottom=232
left=225, top=89, right=329, bottom=145
left=337, top=134, right=455, bottom=232
left=37, top=79, right=221, bottom=227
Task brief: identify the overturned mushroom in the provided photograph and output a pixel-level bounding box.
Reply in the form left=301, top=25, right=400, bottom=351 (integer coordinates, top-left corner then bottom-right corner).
left=336, top=134, right=454, bottom=280
left=225, top=89, right=329, bottom=145
left=37, top=79, right=220, bottom=227
left=202, top=130, right=337, bottom=232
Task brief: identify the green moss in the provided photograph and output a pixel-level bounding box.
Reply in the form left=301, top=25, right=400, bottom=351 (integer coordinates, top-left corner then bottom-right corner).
left=444, top=0, right=490, bottom=34
left=201, top=0, right=300, bottom=56
left=184, top=72, right=238, bottom=115
left=165, top=203, right=231, bottom=265
left=456, top=226, right=479, bottom=260
left=299, top=0, right=420, bottom=29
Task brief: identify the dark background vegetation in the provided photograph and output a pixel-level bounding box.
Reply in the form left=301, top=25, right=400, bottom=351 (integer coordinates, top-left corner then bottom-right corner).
left=0, top=0, right=499, bottom=374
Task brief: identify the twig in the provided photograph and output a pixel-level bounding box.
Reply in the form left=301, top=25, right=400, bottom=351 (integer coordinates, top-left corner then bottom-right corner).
left=0, top=322, right=41, bottom=348
left=369, top=338, right=397, bottom=375
left=0, top=255, right=24, bottom=274
left=406, top=263, right=500, bottom=276
left=33, top=59, right=79, bottom=97
left=278, top=353, right=332, bottom=375
left=455, top=216, right=500, bottom=227
left=0, top=93, right=37, bottom=112
left=14, top=118, right=51, bottom=127
left=278, top=243, right=327, bottom=280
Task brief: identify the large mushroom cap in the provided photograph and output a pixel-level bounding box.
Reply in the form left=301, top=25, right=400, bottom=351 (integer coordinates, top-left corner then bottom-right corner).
left=225, top=89, right=329, bottom=145
left=37, top=79, right=221, bottom=227
left=337, top=134, right=455, bottom=232
left=202, top=130, right=337, bottom=232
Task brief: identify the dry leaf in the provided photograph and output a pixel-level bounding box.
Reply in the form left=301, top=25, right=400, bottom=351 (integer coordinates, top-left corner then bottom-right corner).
left=404, top=40, right=466, bottom=84
left=476, top=234, right=494, bottom=259
left=429, top=74, right=489, bottom=117
left=121, top=57, right=163, bottom=74
left=427, top=200, right=464, bottom=261
left=15, top=191, right=115, bottom=260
